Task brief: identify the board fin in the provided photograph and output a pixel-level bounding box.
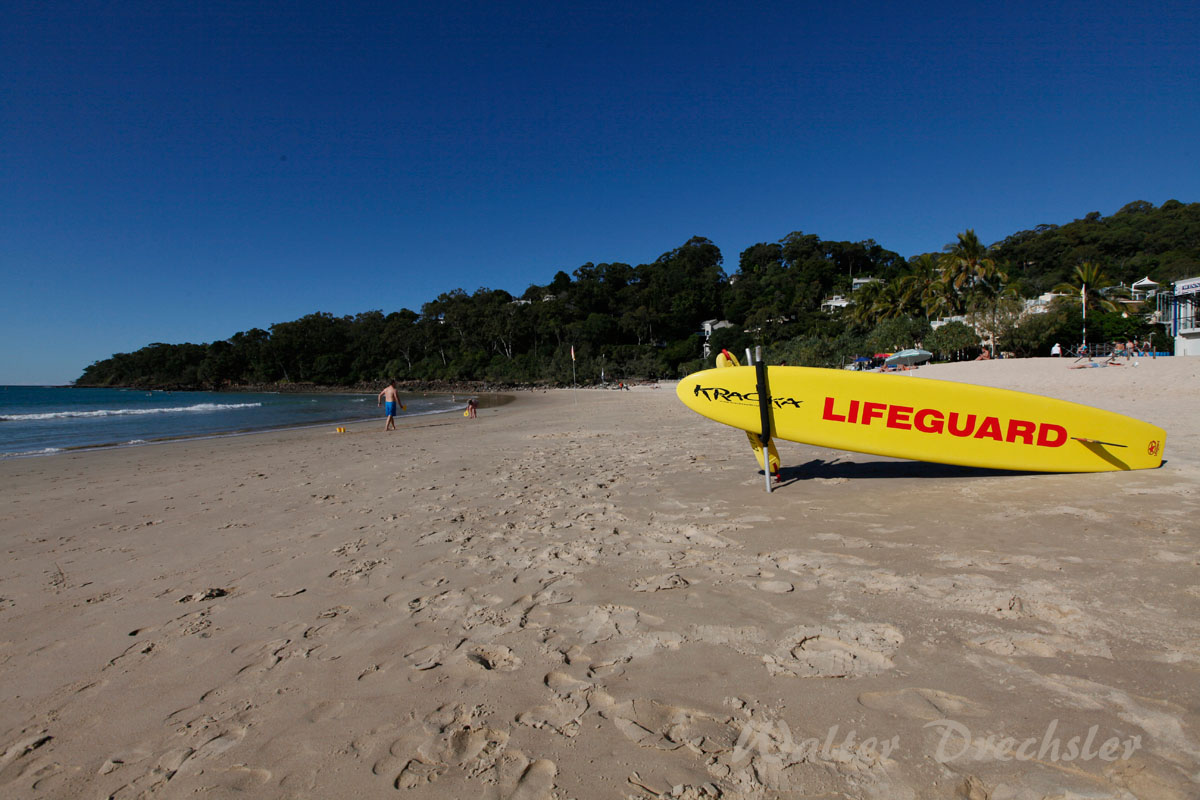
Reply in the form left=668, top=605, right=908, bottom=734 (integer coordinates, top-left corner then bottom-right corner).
left=747, top=431, right=781, bottom=472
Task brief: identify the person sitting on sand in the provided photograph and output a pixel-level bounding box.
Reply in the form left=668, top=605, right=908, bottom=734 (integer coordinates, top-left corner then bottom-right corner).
left=975, top=349, right=991, bottom=361
left=378, top=380, right=400, bottom=431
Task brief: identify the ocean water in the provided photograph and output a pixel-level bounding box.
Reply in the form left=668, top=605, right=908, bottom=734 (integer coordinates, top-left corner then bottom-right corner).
left=0, top=386, right=462, bottom=457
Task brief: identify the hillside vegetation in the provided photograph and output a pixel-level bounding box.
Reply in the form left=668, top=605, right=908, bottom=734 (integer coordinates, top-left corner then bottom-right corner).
left=77, top=200, right=1200, bottom=388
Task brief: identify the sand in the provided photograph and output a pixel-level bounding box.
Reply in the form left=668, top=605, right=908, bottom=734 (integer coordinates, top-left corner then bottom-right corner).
left=1, top=357, right=1198, bottom=799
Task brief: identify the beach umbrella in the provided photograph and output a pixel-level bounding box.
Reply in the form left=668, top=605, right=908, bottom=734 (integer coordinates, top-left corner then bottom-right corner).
left=885, top=349, right=932, bottom=366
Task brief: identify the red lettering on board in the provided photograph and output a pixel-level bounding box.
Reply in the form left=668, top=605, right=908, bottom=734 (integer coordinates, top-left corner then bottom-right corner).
left=913, top=408, right=944, bottom=434
left=1005, top=419, right=1036, bottom=444
left=861, top=402, right=886, bottom=425
left=974, top=416, right=1003, bottom=441
left=886, top=405, right=914, bottom=430
left=816, top=396, right=1068, bottom=450
left=947, top=412, right=977, bottom=437
left=1037, top=424, right=1067, bottom=447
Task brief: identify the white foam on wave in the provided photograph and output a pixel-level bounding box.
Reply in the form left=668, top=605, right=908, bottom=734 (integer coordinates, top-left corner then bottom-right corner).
left=0, top=402, right=263, bottom=422
left=2, top=447, right=63, bottom=457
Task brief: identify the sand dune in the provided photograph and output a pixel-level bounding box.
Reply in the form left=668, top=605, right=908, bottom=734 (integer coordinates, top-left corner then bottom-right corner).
left=1, top=358, right=1197, bottom=798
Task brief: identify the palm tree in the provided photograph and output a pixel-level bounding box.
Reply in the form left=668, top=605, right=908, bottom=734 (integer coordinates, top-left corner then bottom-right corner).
left=849, top=279, right=886, bottom=326
left=874, top=280, right=910, bottom=320
left=1050, top=262, right=1119, bottom=313
left=902, top=253, right=954, bottom=320
left=939, top=230, right=996, bottom=300
left=1051, top=262, right=1119, bottom=353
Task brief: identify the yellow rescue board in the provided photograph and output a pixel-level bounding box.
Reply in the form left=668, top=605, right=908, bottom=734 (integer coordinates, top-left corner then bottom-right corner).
left=677, top=366, right=1165, bottom=473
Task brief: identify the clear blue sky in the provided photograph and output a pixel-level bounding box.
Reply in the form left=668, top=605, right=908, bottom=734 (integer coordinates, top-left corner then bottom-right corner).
left=3, top=0, right=1197, bottom=384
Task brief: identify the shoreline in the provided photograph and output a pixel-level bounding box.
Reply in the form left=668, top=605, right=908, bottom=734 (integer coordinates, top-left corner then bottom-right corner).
left=1, top=359, right=1197, bottom=798
left=0, top=389, right=517, bottom=461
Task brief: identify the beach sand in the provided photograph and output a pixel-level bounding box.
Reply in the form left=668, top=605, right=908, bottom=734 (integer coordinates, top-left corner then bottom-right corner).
left=1, top=357, right=1198, bottom=799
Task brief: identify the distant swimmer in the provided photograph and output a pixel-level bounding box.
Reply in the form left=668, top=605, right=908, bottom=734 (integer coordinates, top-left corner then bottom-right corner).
left=378, top=380, right=400, bottom=431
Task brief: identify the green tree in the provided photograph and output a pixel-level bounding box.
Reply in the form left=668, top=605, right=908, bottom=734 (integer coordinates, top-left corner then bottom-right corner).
left=926, top=321, right=980, bottom=361
left=1050, top=262, right=1120, bottom=313
left=939, top=230, right=995, bottom=304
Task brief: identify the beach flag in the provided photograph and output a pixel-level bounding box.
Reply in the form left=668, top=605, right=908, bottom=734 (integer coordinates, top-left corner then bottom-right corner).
left=570, top=345, right=575, bottom=361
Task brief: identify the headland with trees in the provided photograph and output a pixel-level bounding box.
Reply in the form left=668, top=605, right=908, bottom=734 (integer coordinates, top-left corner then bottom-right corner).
left=76, top=199, right=1200, bottom=389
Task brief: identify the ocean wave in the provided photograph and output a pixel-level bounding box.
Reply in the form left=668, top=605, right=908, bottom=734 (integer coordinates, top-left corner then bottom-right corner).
left=2, top=447, right=63, bottom=457
left=0, top=402, right=264, bottom=421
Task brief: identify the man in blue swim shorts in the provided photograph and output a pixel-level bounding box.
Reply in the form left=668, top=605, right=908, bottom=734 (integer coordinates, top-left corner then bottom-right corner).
left=378, top=380, right=400, bottom=431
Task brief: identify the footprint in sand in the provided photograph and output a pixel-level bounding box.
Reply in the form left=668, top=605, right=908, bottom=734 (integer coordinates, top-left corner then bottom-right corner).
left=969, top=631, right=1112, bottom=659
left=490, top=753, right=557, bottom=800
left=631, top=574, right=690, bottom=592
left=857, top=687, right=988, bottom=720
left=0, top=731, right=53, bottom=790
left=387, top=705, right=509, bottom=788
left=516, top=672, right=594, bottom=738
left=379, top=703, right=556, bottom=798
left=765, top=623, right=903, bottom=678
left=403, top=643, right=445, bottom=671
left=753, top=579, right=795, bottom=594
left=466, top=644, right=522, bottom=672
left=608, top=698, right=739, bottom=755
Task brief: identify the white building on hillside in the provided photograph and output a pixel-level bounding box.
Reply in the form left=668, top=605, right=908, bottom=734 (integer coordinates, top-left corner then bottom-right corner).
left=1023, top=291, right=1067, bottom=315
left=1167, top=276, right=1200, bottom=356
left=1131, top=277, right=1159, bottom=300
left=700, top=319, right=734, bottom=357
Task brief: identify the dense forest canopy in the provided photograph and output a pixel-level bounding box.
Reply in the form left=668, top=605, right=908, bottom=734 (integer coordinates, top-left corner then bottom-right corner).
left=77, top=201, right=1200, bottom=388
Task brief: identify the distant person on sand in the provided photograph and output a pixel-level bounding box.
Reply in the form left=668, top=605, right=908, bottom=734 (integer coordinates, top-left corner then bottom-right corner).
left=378, top=380, right=400, bottom=431
left=974, top=349, right=991, bottom=361
left=1074, top=344, right=1091, bottom=362
left=1051, top=342, right=1062, bottom=357
left=466, top=398, right=478, bottom=418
